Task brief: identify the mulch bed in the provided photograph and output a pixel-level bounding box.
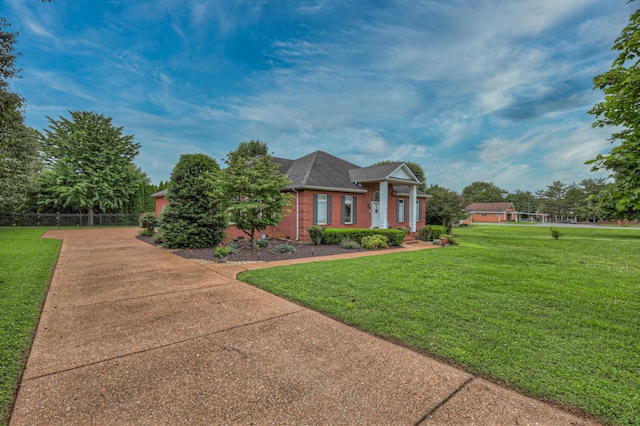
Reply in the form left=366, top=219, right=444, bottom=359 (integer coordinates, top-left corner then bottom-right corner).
left=136, top=235, right=402, bottom=263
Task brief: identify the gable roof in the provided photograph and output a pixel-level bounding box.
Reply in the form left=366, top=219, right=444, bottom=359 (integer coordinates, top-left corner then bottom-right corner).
left=272, top=151, right=423, bottom=193
left=272, top=151, right=365, bottom=192
left=151, top=189, right=168, bottom=198
left=465, top=202, right=515, bottom=213
left=350, top=162, right=419, bottom=184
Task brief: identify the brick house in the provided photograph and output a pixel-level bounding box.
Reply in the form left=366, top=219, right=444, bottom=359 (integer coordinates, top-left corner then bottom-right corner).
left=153, top=150, right=429, bottom=242
left=464, top=202, right=548, bottom=224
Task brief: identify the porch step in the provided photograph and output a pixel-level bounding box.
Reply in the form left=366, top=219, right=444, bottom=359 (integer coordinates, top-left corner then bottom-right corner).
left=403, top=235, right=420, bottom=245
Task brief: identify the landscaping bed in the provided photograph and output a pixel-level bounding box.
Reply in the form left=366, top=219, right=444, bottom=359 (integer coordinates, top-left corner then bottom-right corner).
left=137, top=236, right=401, bottom=262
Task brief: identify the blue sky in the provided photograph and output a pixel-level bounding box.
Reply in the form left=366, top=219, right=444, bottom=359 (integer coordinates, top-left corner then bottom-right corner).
left=2, top=0, right=635, bottom=192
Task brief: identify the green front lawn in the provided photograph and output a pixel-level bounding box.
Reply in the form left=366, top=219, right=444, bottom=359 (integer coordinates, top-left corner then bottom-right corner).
left=0, top=229, right=61, bottom=425
left=239, top=226, right=640, bottom=425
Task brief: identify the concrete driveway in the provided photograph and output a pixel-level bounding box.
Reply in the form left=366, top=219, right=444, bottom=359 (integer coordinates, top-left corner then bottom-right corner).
left=10, top=228, right=597, bottom=425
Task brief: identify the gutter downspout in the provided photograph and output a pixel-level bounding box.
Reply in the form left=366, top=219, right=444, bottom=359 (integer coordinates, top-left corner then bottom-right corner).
left=292, top=188, right=299, bottom=241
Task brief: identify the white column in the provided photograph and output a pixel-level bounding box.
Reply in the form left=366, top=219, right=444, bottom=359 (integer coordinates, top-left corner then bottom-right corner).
left=379, top=181, right=389, bottom=229
left=409, top=184, right=417, bottom=232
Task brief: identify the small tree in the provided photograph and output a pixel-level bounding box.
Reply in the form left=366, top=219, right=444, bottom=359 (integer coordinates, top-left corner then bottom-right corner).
left=425, top=184, right=467, bottom=229
left=211, top=142, right=294, bottom=249
left=160, top=153, right=227, bottom=249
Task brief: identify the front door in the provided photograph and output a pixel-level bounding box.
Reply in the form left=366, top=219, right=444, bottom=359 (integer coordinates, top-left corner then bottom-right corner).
left=370, top=191, right=380, bottom=228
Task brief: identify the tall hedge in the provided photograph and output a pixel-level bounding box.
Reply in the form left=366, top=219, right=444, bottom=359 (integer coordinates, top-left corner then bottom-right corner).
left=160, top=153, right=227, bottom=249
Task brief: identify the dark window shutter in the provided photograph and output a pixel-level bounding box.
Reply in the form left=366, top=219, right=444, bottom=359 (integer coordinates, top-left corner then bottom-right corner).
left=340, top=196, right=346, bottom=224
left=405, top=200, right=409, bottom=223
left=396, top=199, right=400, bottom=222
left=313, top=194, right=318, bottom=225
left=353, top=196, right=358, bottom=224
left=417, top=200, right=422, bottom=222
left=327, top=195, right=332, bottom=225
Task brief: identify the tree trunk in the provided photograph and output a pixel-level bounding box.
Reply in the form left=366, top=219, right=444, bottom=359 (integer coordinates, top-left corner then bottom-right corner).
left=88, top=206, right=94, bottom=226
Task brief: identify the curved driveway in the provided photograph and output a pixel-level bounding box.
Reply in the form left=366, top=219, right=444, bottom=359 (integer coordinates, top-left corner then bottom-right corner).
left=10, top=228, right=597, bottom=425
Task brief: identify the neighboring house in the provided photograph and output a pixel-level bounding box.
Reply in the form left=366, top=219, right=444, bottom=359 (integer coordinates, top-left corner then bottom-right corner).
left=464, top=202, right=548, bottom=223
left=151, top=189, right=168, bottom=215
left=153, top=150, right=430, bottom=242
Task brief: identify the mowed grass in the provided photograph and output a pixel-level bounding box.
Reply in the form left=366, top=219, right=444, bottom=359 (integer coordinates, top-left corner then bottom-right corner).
left=239, top=226, right=640, bottom=425
left=0, top=229, right=61, bottom=425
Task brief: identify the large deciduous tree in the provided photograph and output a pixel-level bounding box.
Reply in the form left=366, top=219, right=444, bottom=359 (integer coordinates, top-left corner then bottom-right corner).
left=461, top=181, right=507, bottom=205
left=588, top=3, right=640, bottom=216
left=210, top=141, right=293, bottom=249
left=38, top=111, right=141, bottom=224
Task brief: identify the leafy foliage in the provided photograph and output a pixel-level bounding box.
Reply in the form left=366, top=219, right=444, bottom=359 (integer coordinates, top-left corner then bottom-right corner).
left=272, top=243, right=297, bottom=253
left=0, top=19, right=43, bottom=213
left=161, top=153, right=227, bottom=249
left=321, top=228, right=405, bottom=246
left=461, top=181, right=507, bottom=204
left=306, top=225, right=326, bottom=246
left=339, top=237, right=360, bottom=249
left=424, top=184, right=467, bottom=227
left=139, top=212, right=157, bottom=234
left=418, top=225, right=432, bottom=241
left=588, top=5, right=640, bottom=217
left=361, top=234, right=389, bottom=250
left=215, top=246, right=231, bottom=258
left=550, top=228, right=563, bottom=240
left=210, top=141, right=294, bottom=249
left=418, top=224, right=446, bottom=240
left=37, top=111, right=141, bottom=223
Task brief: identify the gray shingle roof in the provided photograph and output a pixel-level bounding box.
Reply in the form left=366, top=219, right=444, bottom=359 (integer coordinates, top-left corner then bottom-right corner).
left=349, top=163, right=403, bottom=182
left=273, top=151, right=364, bottom=191
left=273, top=151, right=423, bottom=193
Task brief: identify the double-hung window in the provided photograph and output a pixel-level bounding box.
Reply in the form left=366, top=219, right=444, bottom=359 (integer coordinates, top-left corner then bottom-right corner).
left=341, top=195, right=356, bottom=224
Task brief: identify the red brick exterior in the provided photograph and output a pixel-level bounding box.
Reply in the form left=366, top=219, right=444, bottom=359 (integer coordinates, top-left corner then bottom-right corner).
left=154, top=196, right=169, bottom=216
left=467, top=205, right=515, bottom=223
left=153, top=187, right=426, bottom=243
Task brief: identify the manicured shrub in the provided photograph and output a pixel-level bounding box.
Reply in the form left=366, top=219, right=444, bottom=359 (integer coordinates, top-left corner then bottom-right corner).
left=151, top=232, right=163, bottom=244
left=139, top=212, right=157, bottom=235
left=215, top=246, right=231, bottom=258
left=429, top=225, right=446, bottom=239
left=361, top=234, right=389, bottom=250
left=226, top=242, right=241, bottom=255
left=256, top=239, right=269, bottom=248
left=339, top=238, right=360, bottom=249
left=272, top=244, right=297, bottom=253
left=321, top=228, right=405, bottom=246
left=161, top=154, right=227, bottom=249
left=418, top=225, right=431, bottom=241
left=307, top=225, right=326, bottom=246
